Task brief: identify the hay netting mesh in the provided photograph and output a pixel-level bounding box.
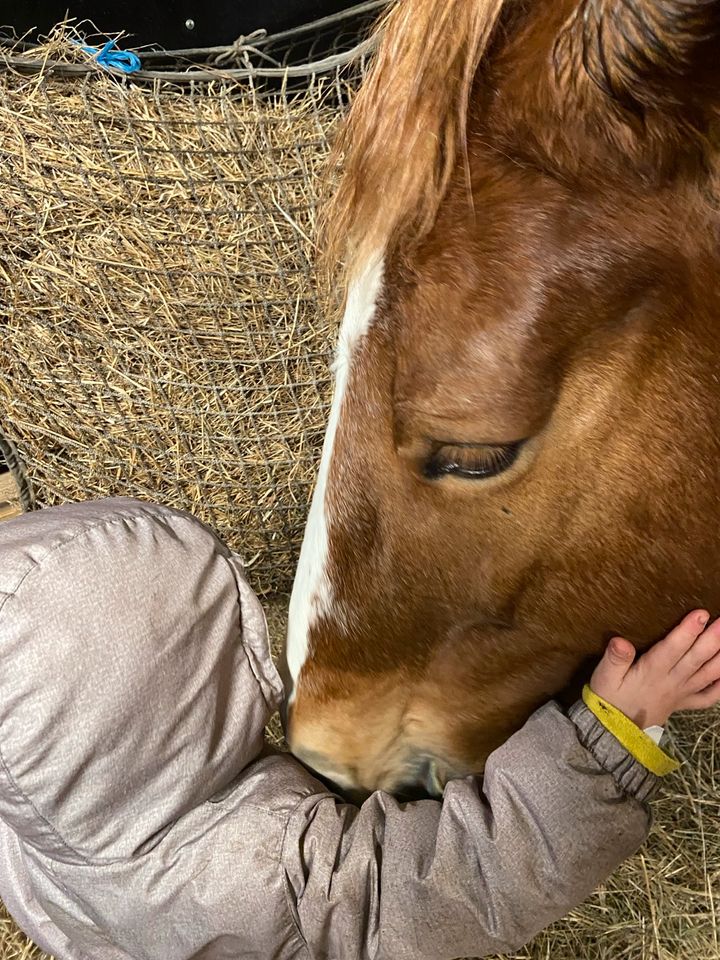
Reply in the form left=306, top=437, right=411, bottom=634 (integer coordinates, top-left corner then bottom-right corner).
left=0, top=29, right=367, bottom=596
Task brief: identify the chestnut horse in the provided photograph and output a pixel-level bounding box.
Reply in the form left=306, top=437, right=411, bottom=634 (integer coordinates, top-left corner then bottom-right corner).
left=282, top=0, right=720, bottom=797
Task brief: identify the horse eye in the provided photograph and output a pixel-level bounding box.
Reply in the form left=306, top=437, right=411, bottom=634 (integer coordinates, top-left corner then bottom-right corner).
left=423, top=441, right=524, bottom=480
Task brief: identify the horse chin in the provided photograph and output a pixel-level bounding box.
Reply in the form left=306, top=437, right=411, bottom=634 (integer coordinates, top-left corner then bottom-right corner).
left=291, top=741, right=466, bottom=802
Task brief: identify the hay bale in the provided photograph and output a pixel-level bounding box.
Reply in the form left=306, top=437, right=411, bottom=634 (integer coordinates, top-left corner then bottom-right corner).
left=0, top=36, right=351, bottom=596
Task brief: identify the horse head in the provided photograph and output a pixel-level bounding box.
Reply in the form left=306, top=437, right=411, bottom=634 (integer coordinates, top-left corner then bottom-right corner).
left=283, top=0, right=720, bottom=797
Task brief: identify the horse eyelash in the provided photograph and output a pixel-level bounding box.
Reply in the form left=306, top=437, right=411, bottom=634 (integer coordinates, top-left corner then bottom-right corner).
left=423, top=441, right=523, bottom=481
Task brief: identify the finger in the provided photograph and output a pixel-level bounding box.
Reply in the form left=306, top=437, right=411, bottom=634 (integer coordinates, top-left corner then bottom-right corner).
left=591, top=636, right=636, bottom=696
left=684, top=677, right=720, bottom=711
left=649, top=609, right=711, bottom=670
left=673, top=616, right=720, bottom=679
left=687, top=648, right=720, bottom=694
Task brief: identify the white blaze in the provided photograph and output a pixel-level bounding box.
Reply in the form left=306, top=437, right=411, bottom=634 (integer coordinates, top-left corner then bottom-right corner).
left=286, top=255, right=385, bottom=693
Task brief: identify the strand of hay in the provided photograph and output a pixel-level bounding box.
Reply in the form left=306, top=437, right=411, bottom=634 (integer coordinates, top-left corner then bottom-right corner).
left=0, top=34, right=352, bottom=596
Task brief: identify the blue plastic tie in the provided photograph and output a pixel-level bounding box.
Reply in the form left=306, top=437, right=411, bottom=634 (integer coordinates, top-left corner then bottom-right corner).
left=73, top=38, right=142, bottom=74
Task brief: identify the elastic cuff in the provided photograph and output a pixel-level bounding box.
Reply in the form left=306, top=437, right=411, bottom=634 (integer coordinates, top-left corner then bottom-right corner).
left=568, top=701, right=660, bottom=803
left=582, top=686, right=679, bottom=776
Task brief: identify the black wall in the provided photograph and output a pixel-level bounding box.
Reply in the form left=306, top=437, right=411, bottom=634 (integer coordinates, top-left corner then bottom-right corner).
left=2, top=1, right=363, bottom=48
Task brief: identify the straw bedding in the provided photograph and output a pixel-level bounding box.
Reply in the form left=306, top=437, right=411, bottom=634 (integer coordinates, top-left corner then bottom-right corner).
left=0, top=33, right=718, bottom=960
left=0, top=36, right=345, bottom=597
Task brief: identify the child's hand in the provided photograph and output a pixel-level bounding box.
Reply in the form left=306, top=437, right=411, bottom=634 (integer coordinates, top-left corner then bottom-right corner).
left=590, top=610, right=720, bottom=728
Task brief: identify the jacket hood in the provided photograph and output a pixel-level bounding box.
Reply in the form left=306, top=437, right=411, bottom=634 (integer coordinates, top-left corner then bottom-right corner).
left=0, top=498, right=283, bottom=866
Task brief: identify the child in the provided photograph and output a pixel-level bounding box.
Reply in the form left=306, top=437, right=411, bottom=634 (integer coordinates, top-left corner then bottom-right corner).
left=0, top=497, right=717, bottom=960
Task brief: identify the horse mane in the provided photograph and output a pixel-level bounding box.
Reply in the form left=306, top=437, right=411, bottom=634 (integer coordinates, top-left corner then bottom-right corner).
left=322, top=0, right=509, bottom=285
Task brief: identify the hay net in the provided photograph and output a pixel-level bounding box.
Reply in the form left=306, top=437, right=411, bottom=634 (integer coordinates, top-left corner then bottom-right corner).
left=0, top=4, right=384, bottom=597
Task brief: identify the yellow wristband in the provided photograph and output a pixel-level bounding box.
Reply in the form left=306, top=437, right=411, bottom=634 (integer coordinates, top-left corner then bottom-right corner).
left=582, top=685, right=680, bottom=776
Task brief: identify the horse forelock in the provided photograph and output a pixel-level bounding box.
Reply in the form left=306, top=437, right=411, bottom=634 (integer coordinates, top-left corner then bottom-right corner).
left=322, top=0, right=508, bottom=286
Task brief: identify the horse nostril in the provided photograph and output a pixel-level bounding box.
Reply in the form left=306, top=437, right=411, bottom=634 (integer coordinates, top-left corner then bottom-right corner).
left=395, top=783, right=434, bottom=802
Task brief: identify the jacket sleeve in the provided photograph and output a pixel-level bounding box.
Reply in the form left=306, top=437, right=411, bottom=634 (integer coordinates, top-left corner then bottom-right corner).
left=281, top=701, right=657, bottom=960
